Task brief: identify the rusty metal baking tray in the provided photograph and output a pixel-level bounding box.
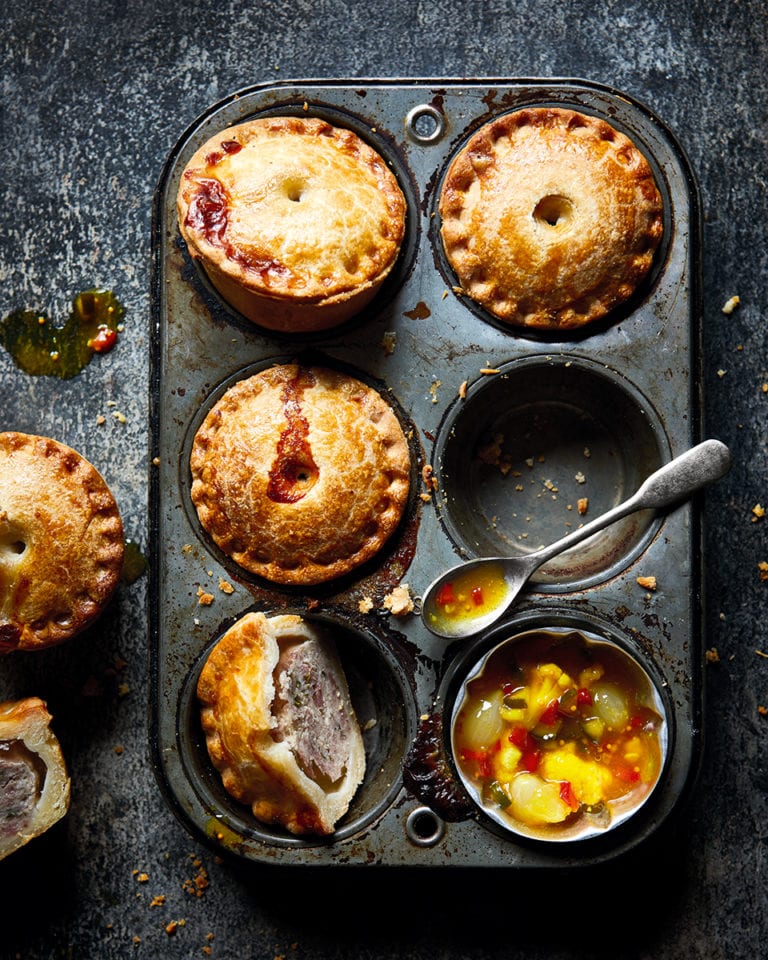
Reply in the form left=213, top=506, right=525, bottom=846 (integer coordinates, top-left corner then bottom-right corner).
left=149, top=77, right=703, bottom=867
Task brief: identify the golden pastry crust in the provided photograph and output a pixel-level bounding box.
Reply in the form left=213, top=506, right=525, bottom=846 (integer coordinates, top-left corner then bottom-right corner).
left=197, top=612, right=366, bottom=836
left=439, top=107, right=664, bottom=330
left=190, top=364, right=411, bottom=585
left=177, top=115, right=407, bottom=332
left=0, top=432, right=124, bottom=653
left=0, top=697, right=71, bottom=860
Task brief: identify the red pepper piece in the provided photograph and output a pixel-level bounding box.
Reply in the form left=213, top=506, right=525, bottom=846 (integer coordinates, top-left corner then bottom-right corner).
left=614, top=764, right=641, bottom=783
left=477, top=753, right=492, bottom=778
left=559, top=780, right=579, bottom=810
left=576, top=687, right=593, bottom=706
left=461, top=747, right=492, bottom=779
left=539, top=700, right=560, bottom=726
left=436, top=582, right=457, bottom=608
left=88, top=325, right=117, bottom=353
left=471, top=586, right=484, bottom=606
left=508, top=726, right=528, bottom=748
left=522, top=749, right=540, bottom=773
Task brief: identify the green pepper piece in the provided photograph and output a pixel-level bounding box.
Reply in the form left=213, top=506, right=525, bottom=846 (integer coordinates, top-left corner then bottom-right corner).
left=487, top=780, right=511, bottom=810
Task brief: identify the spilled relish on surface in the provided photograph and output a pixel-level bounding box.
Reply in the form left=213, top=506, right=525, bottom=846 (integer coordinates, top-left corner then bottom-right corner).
left=453, top=630, right=665, bottom=836
left=0, top=289, right=123, bottom=379
left=429, top=562, right=508, bottom=626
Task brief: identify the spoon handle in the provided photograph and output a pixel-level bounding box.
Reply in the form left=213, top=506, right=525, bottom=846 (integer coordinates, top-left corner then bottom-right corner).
left=631, top=439, right=732, bottom=509
left=523, top=439, right=731, bottom=573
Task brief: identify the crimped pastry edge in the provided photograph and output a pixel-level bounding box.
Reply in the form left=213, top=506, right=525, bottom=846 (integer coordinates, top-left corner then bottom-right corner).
left=0, top=432, right=124, bottom=653
left=177, top=115, right=407, bottom=332
left=189, top=364, right=411, bottom=586
left=438, top=106, right=664, bottom=330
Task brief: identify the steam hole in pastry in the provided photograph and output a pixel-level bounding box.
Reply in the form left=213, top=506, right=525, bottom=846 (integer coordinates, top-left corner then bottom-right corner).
left=282, top=178, right=305, bottom=202
left=533, top=195, right=573, bottom=227
left=277, top=458, right=318, bottom=498
left=1, top=539, right=26, bottom=556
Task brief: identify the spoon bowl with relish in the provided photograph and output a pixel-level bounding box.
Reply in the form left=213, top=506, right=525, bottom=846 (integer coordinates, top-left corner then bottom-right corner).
left=421, top=439, right=731, bottom=640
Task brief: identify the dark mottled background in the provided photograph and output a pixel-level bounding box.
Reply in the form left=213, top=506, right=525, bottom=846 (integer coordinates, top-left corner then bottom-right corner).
left=0, top=1, right=765, bottom=957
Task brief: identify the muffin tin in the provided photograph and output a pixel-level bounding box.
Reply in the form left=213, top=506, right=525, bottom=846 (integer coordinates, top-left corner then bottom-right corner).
left=149, top=78, right=703, bottom=867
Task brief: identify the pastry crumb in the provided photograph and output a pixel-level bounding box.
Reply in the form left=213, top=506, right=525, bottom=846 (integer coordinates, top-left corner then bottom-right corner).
left=196, top=586, right=214, bottom=605
left=458, top=380, right=467, bottom=399
left=705, top=647, right=720, bottom=663
left=218, top=578, right=235, bottom=594
left=476, top=434, right=504, bottom=466
left=575, top=471, right=586, bottom=484
left=759, top=561, right=768, bottom=581
left=358, top=596, right=374, bottom=614
left=421, top=463, right=438, bottom=493
left=577, top=497, right=589, bottom=515
left=721, top=295, right=740, bottom=314
left=383, top=584, right=414, bottom=617
left=752, top=504, right=765, bottom=521
left=759, top=705, right=768, bottom=717
left=636, top=575, right=657, bottom=591
left=182, top=856, right=210, bottom=898
left=381, top=331, right=397, bottom=355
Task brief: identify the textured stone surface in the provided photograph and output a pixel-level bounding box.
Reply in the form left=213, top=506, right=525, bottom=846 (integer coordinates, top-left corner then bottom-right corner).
left=0, top=0, right=766, bottom=957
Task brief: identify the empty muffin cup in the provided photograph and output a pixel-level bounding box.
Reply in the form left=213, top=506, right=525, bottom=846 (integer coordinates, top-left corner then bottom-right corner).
left=449, top=623, right=669, bottom=843
left=177, top=608, right=418, bottom=847
left=434, top=356, right=668, bottom=588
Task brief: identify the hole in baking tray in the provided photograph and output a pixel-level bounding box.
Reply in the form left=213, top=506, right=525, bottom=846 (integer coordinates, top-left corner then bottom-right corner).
left=405, top=806, right=445, bottom=847
left=405, top=104, right=445, bottom=144
left=177, top=609, right=418, bottom=849
left=533, top=194, right=573, bottom=227
left=434, top=356, right=668, bottom=589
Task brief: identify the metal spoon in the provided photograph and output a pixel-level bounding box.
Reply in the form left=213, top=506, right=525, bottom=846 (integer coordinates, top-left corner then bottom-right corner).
left=421, top=439, right=731, bottom=639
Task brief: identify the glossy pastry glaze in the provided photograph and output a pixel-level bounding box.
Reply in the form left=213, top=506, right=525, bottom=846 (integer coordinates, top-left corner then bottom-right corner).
left=177, top=116, right=407, bottom=331
left=0, top=432, right=124, bottom=652
left=190, top=364, right=411, bottom=585
left=439, top=107, right=663, bottom=330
